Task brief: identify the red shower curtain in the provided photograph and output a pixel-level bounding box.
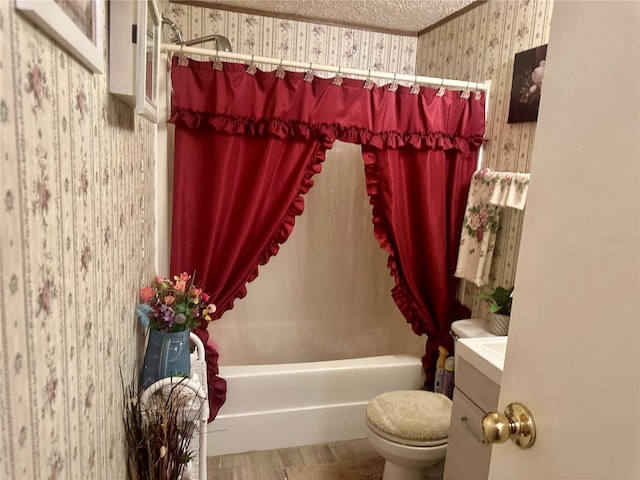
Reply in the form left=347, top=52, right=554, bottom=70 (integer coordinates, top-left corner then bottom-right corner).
left=169, top=59, right=485, bottom=414
left=171, top=129, right=325, bottom=420
left=363, top=146, right=477, bottom=384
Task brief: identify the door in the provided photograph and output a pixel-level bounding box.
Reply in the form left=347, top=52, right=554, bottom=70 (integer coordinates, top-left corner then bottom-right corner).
left=488, top=2, right=639, bottom=479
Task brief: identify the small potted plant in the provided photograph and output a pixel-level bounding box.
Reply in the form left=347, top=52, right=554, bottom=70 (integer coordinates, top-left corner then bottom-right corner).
left=477, top=286, right=514, bottom=336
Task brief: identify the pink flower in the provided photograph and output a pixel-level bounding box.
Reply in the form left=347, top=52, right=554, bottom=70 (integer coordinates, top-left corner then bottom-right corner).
left=139, top=286, right=155, bottom=303
left=154, top=275, right=165, bottom=283
left=164, top=295, right=175, bottom=305
left=202, top=292, right=210, bottom=302
left=207, top=304, right=217, bottom=314
left=177, top=272, right=190, bottom=281
left=174, top=280, right=186, bottom=292
left=190, top=287, right=202, bottom=303
left=479, top=208, right=488, bottom=224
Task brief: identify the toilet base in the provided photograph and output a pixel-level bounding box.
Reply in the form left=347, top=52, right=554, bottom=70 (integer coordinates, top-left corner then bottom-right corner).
left=381, top=458, right=444, bottom=480
left=382, top=460, right=425, bottom=480
left=366, top=426, right=446, bottom=480
left=424, top=459, right=445, bottom=480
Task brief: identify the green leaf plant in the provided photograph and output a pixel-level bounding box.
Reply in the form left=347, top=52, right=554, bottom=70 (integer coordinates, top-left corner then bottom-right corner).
left=477, top=286, right=514, bottom=315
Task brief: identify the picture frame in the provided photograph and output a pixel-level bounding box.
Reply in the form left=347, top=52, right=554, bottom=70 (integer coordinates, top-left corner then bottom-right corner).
left=16, top=0, right=104, bottom=74
left=135, top=0, right=161, bottom=123
left=507, top=44, right=548, bottom=124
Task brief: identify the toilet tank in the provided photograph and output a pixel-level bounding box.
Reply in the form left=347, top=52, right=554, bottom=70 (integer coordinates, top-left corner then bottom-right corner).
left=450, top=318, right=495, bottom=340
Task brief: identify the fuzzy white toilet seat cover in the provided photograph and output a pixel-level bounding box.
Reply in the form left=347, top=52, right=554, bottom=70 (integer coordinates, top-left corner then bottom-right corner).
left=366, top=390, right=452, bottom=447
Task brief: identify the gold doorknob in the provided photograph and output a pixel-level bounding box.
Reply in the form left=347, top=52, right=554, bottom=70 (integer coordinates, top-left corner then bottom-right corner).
left=481, top=402, right=536, bottom=449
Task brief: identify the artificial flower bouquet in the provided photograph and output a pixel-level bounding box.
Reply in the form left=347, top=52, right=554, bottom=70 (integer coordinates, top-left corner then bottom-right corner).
left=135, top=273, right=216, bottom=333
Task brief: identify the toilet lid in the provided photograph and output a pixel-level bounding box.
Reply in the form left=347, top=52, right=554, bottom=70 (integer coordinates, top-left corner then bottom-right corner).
left=366, top=390, right=452, bottom=447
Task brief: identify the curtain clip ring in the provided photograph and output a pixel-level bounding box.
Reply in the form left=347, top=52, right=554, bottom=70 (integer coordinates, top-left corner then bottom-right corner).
left=304, top=61, right=315, bottom=83
left=246, top=54, right=257, bottom=75
left=388, top=72, right=399, bottom=93
left=275, top=57, right=286, bottom=79
left=212, top=45, right=223, bottom=71
left=333, top=66, right=344, bottom=86
left=363, top=68, right=374, bottom=90
left=474, top=81, right=483, bottom=100
left=461, top=79, right=471, bottom=99
left=436, top=77, right=446, bottom=97
left=410, top=73, right=420, bottom=95
left=177, top=43, right=189, bottom=66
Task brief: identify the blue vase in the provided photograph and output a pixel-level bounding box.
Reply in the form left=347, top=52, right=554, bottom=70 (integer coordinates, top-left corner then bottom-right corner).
left=141, top=329, right=191, bottom=390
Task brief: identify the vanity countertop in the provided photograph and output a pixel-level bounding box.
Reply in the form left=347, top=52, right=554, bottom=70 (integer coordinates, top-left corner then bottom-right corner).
left=456, top=337, right=507, bottom=385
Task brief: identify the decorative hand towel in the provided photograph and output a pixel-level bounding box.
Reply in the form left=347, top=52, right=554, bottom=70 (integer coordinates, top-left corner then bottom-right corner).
left=455, top=169, right=502, bottom=287
left=455, top=170, right=531, bottom=286
left=488, top=172, right=531, bottom=210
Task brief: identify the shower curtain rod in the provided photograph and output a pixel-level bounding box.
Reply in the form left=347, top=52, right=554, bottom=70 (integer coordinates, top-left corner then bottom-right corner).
left=160, top=43, right=489, bottom=91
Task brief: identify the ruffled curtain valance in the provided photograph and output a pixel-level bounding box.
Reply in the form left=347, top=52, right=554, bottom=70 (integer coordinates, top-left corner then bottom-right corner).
left=169, top=60, right=485, bottom=151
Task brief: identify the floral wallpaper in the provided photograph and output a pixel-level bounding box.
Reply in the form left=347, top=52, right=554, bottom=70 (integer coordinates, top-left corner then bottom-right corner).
left=417, top=0, right=554, bottom=317
left=0, top=0, right=167, bottom=478
left=168, top=2, right=417, bottom=76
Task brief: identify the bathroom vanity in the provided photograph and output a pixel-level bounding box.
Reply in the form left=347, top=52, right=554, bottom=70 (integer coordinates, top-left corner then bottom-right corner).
left=443, top=337, right=507, bottom=480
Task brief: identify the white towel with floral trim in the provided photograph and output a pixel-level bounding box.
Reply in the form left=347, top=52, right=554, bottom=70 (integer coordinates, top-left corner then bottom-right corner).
left=455, top=170, right=531, bottom=287
left=488, top=172, right=531, bottom=210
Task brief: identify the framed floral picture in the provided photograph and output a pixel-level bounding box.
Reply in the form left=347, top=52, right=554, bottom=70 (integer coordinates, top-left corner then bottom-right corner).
left=16, top=0, right=103, bottom=74
left=507, top=44, right=547, bottom=124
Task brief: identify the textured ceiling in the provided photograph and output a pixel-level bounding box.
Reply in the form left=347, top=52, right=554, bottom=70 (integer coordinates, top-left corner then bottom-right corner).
left=190, top=0, right=478, bottom=34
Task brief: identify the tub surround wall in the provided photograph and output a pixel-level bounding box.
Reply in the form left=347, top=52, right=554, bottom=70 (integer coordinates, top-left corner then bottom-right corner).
left=0, top=1, right=168, bottom=478
left=417, top=0, right=554, bottom=317
left=167, top=4, right=426, bottom=366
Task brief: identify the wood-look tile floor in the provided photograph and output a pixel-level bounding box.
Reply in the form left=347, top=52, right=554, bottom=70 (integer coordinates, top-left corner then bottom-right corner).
left=206, top=438, right=380, bottom=480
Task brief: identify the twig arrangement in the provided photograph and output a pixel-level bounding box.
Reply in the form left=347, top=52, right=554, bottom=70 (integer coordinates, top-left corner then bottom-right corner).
left=122, top=373, right=203, bottom=480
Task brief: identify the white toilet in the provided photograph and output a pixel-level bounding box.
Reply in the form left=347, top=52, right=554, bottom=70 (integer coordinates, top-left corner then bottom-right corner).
left=365, top=318, right=495, bottom=480
left=365, top=390, right=452, bottom=480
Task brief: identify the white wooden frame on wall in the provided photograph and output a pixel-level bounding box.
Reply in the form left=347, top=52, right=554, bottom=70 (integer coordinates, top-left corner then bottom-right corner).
left=136, top=0, right=161, bottom=123
left=16, top=0, right=104, bottom=74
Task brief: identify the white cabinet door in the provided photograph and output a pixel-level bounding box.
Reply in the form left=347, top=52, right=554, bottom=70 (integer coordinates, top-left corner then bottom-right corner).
left=446, top=388, right=492, bottom=480
left=488, top=2, right=639, bottom=478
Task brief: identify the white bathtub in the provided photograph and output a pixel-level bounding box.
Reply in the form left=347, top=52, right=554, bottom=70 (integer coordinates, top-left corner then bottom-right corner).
left=206, top=354, right=425, bottom=456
